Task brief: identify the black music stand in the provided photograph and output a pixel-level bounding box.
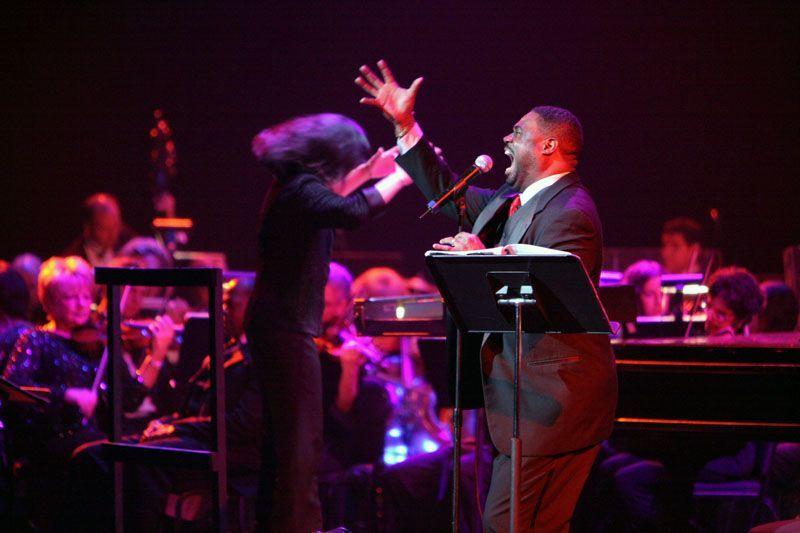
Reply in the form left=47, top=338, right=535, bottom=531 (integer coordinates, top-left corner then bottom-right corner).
left=95, top=267, right=225, bottom=532
left=426, top=248, right=610, bottom=532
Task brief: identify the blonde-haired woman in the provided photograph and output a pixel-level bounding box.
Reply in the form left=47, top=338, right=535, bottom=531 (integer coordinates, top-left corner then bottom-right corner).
left=1, top=256, right=168, bottom=528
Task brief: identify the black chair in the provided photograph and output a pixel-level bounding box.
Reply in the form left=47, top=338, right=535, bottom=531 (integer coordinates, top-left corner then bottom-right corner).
left=693, top=442, right=779, bottom=532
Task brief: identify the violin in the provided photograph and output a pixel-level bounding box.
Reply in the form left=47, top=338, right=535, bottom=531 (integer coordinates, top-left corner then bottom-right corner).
left=314, top=325, right=384, bottom=364
left=70, top=317, right=184, bottom=360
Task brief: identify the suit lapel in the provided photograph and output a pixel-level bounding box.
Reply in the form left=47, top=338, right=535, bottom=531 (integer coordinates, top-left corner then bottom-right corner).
left=472, top=186, right=517, bottom=237
left=501, top=172, right=580, bottom=245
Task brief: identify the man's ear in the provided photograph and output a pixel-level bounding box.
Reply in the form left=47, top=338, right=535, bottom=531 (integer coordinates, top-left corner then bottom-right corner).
left=542, top=138, right=558, bottom=155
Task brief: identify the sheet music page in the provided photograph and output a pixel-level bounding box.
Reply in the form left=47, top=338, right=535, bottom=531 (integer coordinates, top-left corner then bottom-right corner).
left=425, top=244, right=571, bottom=257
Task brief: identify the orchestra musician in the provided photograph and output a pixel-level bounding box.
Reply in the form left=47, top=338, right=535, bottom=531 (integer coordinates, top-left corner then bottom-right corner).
left=0, top=256, right=171, bottom=529
left=317, top=262, right=391, bottom=475
left=705, top=266, right=763, bottom=337
left=62, top=193, right=135, bottom=268
left=123, top=274, right=263, bottom=530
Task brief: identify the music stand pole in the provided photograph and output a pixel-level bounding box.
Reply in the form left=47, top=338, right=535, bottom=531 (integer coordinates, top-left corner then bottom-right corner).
left=497, top=289, right=536, bottom=533
left=450, top=193, right=467, bottom=533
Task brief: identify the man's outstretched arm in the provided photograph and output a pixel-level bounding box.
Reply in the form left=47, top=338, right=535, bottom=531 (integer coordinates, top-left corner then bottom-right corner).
left=355, top=59, right=493, bottom=224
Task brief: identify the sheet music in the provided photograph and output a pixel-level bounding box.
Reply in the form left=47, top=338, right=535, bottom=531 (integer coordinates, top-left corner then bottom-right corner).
left=425, top=244, right=571, bottom=257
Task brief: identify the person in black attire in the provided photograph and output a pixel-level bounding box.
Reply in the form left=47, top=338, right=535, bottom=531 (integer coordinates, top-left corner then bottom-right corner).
left=317, top=262, right=390, bottom=476
left=245, top=112, right=411, bottom=531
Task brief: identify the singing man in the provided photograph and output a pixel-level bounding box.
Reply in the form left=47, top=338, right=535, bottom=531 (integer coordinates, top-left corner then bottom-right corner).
left=356, top=60, right=618, bottom=532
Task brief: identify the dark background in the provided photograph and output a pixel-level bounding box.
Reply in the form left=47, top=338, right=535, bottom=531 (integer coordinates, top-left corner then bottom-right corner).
left=3, top=3, right=798, bottom=276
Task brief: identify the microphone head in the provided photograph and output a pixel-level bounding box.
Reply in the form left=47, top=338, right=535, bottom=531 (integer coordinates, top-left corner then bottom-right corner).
left=474, top=155, right=493, bottom=173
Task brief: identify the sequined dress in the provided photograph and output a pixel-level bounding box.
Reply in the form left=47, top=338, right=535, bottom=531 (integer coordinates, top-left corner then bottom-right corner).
left=1, top=327, right=103, bottom=460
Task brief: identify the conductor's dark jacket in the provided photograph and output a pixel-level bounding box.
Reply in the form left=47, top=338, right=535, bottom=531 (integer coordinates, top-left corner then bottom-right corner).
left=397, top=139, right=617, bottom=456
left=246, top=172, right=385, bottom=337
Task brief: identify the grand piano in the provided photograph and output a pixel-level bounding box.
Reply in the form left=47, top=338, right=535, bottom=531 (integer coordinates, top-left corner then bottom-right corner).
left=612, top=332, right=800, bottom=441
left=356, top=296, right=800, bottom=440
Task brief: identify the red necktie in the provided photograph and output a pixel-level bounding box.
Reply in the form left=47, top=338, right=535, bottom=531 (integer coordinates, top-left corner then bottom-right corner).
left=508, top=195, right=522, bottom=218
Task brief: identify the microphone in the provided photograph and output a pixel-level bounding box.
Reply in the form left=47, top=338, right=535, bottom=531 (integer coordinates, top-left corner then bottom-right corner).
left=419, top=155, right=493, bottom=219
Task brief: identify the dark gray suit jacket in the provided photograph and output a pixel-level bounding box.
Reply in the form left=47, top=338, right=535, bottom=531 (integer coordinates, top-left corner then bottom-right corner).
left=397, top=139, right=617, bottom=456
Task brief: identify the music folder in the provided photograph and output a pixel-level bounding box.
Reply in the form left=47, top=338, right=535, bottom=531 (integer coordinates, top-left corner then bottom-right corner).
left=424, top=244, right=611, bottom=335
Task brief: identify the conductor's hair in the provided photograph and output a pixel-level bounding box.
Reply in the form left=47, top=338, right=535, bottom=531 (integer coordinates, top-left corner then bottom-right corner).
left=252, top=113, right=371, bottom=184
left=532, top=106, right=584, bottom=160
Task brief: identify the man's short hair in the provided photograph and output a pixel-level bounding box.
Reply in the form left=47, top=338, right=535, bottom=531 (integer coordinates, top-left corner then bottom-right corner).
left=119, top=237, right=173, bottom=269
left=708, top=267, right=763, bottom=323
left=662, top=217, right=703, bottom=246
left=81, top=193, right=121, bottom=225
left=328, top=262, right=354, bottom=298
left=531, top=105, right=584, bottom=159
left=352, top=267, right=408, bottom=299
left=622, top=260, right=662, bottom=295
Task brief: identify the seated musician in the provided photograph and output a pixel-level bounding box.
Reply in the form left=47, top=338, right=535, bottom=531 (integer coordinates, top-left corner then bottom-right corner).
left=62, top=192, right=135, bottom=268
left=660, top=217, right=703, bottom=274
left=318, top=263, right=391, bottom=475
left=89, top=251, right=180, bottom=432
left=620, top=260, right=664, bottom=337
left=316, top=263, right=393, bottom=530
left=705, top=266, right=763, bottom=337
left=0, top=261, right=31, bottom=369
left=351, top=266, right=411, bottom=357
left=11, top=253, right=46, bottom=324
left=0, top=256, right=169, bottom=528
left=124, top=273, right=262, bottom=530
left=756, top=281, right=799, bottom=332
left=622, top=260, right=664, bottom=317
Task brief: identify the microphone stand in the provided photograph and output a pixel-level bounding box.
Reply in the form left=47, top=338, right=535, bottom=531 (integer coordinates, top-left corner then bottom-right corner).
left=451, top=192, right=467, bottom=533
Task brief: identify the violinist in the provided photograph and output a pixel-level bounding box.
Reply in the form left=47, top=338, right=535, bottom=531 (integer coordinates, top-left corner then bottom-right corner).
left=0, top=256, right=173, bottom=528
left=2, top=256, right=104, bottom=459
left=318, top=263, right=392, bottom=483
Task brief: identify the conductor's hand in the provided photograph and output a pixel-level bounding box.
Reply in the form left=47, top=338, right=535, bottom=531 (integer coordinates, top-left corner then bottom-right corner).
left=363, top=146, right=400, bottom=178
left=432, top=232, right=485, bottom=252
left=356, top=59, right=423, bottom=130
left=339, top=146, right=401, bottom=196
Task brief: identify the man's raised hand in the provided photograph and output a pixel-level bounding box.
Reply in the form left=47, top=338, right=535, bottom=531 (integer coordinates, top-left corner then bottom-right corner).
left=355, top=59, right=423, bottom=131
